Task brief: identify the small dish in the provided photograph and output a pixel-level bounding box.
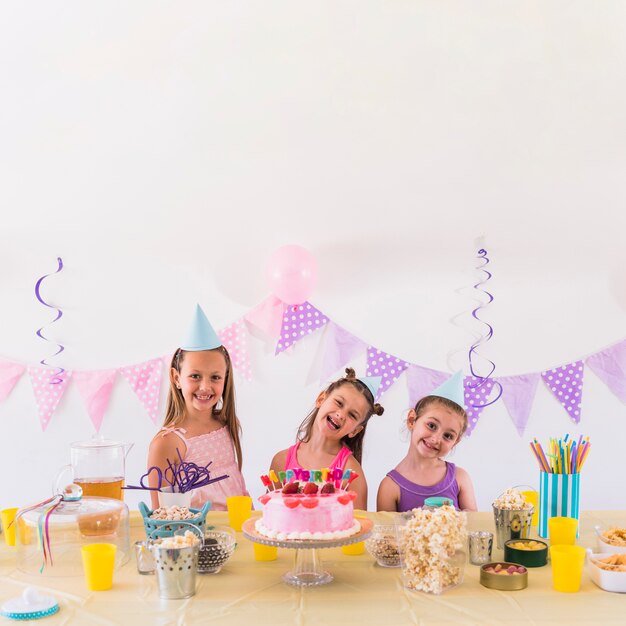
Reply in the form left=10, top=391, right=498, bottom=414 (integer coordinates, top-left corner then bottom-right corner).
left=197, top=527, right=236, bottom=574
left=480, top=562, right=528, bottom=590
left=594, top=525, right=626, bottom=554
left=364, top=524, right=401, bottom=567
left=504, top=538, right=548, bottom=567
left=587, top=550, right=626, bottom=593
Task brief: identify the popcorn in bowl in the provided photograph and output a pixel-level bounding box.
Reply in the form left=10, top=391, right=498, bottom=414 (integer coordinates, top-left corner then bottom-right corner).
left=397, top=505, right=467, bottom=594
left=149, top=506, right=196, bottom=521
left=595, top=526, right=626, bottom=554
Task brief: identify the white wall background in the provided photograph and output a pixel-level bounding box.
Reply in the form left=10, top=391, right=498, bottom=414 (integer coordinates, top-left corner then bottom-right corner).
left=1, top=1, right=625, bottom=512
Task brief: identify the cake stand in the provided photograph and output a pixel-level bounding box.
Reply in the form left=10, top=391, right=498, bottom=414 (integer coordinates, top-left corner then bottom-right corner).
left=242, top=517, right=373, bottom=587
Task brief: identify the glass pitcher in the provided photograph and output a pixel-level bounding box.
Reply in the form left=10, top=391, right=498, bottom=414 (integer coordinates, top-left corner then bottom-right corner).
left=56, top=436, right=133, bottom=501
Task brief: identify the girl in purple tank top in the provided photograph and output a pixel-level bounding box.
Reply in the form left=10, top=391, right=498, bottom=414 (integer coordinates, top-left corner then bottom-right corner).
left=269, top=368, right=385, bottom=510
left=377, top=374, right=477, bottom=513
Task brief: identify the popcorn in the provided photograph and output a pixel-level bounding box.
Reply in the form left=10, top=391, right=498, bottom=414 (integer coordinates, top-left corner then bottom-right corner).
left=492, top=488, right=532, bottom=510
left=594, top=553, right=626, bottom=571
left=398, top=505, right=467, bottom=594
left=157, top=530, right=200, bottom=549
left=149, top=506, right=195, bottom=521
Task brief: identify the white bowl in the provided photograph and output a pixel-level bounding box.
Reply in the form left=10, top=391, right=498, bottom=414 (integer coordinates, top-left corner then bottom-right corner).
left=594, top=525, right=626, bottom=554
left=587, top=550, right=626, bottom=593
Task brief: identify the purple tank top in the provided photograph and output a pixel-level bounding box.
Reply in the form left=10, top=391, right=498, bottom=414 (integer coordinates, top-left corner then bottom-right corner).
left=387, top=462, right=460, bottom=512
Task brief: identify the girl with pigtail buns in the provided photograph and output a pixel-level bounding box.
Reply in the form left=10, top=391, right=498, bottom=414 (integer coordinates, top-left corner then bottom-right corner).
left=270, top=368, right=384, bottom=510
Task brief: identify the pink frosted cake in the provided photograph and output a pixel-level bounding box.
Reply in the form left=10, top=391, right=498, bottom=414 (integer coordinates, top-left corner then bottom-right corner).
left=255, top=482, right=360, bottom=541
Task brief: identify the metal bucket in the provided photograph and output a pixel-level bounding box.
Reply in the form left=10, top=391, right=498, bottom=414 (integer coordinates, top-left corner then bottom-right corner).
left=149, top=522, right=202, bottom=599
left=492, top=506, right=533, bottom=549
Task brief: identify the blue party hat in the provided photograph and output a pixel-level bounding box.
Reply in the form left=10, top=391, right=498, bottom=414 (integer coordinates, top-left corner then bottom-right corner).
left=180, top=304, right=222, bottom=351
left=431, top=371, right=465, bottom=408
left=359, top=375, right=382, bottom=400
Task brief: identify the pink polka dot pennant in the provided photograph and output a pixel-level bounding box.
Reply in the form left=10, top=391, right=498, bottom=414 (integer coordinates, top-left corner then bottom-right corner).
left=275, top=302, right=329, bottom=355
left=366, top=347, right=409, bottom=400
left=0, top=360, right=25, bottom=403
left=119, top=358, right=163, bottom=423
left=219, top=318, right=253, bottom=381
left=464, top=376, right=495, bottom=437
left=541, top=360, right=584, bottom=423
left=73, top=369, right=117, bottom=432
left=27, top=367, right=72, bottom=431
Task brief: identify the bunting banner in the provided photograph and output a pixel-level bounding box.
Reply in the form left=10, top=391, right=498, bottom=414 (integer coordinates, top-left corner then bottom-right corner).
left=366, top=347, right=409, bottom=401
left=405, top=364, right=448, bottom=407
left=541, top=361, right=585, bottom=424
left=1, top=297, right=625, bottom=434
left=0, top=360, right=25, bottom=403
left=73, top=369, right=117, bottom=432
left=497, top=373, right=541, bottom=437
left=585, top=340, right=626, bottom=405
left=275, top=302, right=329, bottom=355
left=319, top=322, right=367, bottom=384
left=119, top=359, right=163, bottom=424
left=27, top=367, right=72, bottom=431
left=464, top=375, right=495, bottom=436
left=219, top=318, right=253, bottom=382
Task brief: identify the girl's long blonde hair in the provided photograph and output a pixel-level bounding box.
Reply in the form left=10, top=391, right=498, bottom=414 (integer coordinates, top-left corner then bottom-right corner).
left=164, top=346, right=243, bottom=471
left=296, top=368, right=384, bottom=464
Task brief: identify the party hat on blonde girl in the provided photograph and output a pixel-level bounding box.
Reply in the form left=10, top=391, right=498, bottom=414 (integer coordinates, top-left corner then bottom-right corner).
left=181, top=304, right=222, bottom=351
left=431, top=371, right=465, bottom=407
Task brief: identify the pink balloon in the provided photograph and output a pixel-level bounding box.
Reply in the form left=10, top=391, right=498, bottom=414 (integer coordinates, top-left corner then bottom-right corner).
left=265, top=245, right=318, bottom=304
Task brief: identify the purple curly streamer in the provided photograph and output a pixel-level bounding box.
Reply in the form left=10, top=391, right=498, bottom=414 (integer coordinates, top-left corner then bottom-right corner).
left=467, top=249, right=502, bottom=407
left=34, top=257, right=65, bottom=384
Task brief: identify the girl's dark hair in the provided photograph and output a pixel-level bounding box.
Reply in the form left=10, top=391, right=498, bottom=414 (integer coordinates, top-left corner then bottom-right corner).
left=413, top=395, right=468, bottom=439
left=296, top=368, right=384, bottom=464
left=164, top=346, right=244, bottom=471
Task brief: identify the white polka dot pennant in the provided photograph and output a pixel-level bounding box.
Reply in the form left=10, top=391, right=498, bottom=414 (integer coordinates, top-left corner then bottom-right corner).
left=219, top=318, right=253, bottom=381
left=366, top=347, right=409, bottom=400
left=119, top=358, right=163, bottom=424
left=541, top=360, right=584, bottom=424
left=275, top=302, right=329, bottom=355
left=27, top=367, right=72, bottom=431
left=464, top=375, right=495, bottom=436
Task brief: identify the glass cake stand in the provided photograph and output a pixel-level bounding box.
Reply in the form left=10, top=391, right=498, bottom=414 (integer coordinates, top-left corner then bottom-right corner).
left=242, top=517, right=373, bottom=587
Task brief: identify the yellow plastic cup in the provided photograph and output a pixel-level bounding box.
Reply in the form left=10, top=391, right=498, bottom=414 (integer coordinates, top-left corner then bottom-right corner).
left=81, top=543, right=117, bottom=591
left=548, top=516, right=578, bottom=546
left=1, top=508, right=18, bottom=547
left=550, top=544, right=585, bottom=592
left=521, top=490, right=538, bottom=526
left=253, top=542, right=278, bottom=561
left=226, top=496, right=252, bottom=532
left=342, top=541, right=365, bottom=555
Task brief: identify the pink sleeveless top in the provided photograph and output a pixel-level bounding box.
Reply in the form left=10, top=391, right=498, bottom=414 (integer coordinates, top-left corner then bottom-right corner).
left=159, top=426, right=249, bottom=511
left=284, top=441, right=352, bottom=472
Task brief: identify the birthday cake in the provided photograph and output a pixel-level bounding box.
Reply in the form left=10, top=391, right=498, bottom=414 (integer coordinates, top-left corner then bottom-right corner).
left=255, top=469, right=361, bottom=541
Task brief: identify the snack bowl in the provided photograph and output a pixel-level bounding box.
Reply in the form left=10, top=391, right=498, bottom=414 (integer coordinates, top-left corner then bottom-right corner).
left=197, top=526, right=236, bottom=574
left=139, top=501, right=211, bottom=539
left=480, top=562, right=528, bottom=590
left=504, top=538, right=548, bottom=567
left=364, top=524, right=401, bottom=567
left=594, top=525, right=626, bottom=554
left=587, top=550, right=626, bottom=593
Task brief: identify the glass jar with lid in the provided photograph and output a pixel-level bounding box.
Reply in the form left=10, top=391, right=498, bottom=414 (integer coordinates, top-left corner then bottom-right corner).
left=15, top=484, right=130, bottom=577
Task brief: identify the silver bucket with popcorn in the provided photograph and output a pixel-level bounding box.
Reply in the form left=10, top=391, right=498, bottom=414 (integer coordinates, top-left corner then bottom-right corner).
left=492, top=500, right=534, bottom=550
left=150, top=523, right=202, bottom=599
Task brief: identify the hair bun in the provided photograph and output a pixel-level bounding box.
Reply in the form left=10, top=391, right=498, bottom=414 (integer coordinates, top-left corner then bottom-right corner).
left=373, top=403, right=385, bottom=416
left=344, top=367, right=357, bottom=381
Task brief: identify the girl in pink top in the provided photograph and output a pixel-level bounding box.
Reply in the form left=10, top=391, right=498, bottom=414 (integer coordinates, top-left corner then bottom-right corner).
left=148, top=307, right=249, bottom=511
left=270, top=368, right=384, bottom=510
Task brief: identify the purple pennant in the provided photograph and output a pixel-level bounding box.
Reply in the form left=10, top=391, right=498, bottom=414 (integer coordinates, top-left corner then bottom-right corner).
left=464, top=376, right=494, bottom=436
left=585, top=340, right=626, bottom=405
left=497, top=373, right=541, bottom=437
left=541, top=361, right=584, bottom=423
left=275, top=302, right=329, bottom=355
left=366, top=347, right=409, bottom=400
left=405, top=365, right=449, bottom=407
left=319, top=322, right=366, bottom=384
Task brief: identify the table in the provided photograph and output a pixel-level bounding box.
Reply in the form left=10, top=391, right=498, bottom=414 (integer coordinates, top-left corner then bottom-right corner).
left=1, top=511, right=625, bottom=625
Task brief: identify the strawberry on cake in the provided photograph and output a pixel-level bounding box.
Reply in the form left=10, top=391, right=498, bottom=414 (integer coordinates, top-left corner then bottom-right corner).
left=255, top=481, right=360, bottom=541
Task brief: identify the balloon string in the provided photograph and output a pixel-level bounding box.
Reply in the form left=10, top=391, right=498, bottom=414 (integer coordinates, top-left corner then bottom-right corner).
left=467, top=249, right=502, bottom=408
left=34, top=258, right=65, bottom=384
